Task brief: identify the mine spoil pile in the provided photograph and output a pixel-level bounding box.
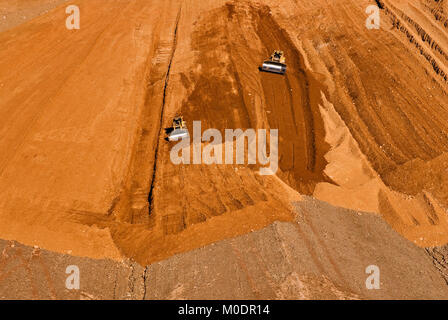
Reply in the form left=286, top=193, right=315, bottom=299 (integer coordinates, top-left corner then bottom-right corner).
left=0, top=0, right=448, bottom=299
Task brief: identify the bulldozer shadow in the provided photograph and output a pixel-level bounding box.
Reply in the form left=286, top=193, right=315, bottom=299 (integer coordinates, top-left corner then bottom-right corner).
left=164, top=127, right=174, bottom=142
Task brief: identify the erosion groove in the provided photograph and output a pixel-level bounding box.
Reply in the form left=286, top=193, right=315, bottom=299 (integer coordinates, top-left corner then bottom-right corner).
left=109, top=2, right=182, bottom=225
left=147, top=6, right=182, bottom=215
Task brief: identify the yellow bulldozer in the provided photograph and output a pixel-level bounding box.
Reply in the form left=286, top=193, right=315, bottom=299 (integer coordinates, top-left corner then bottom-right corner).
left=167, top=116, right=189, bottom=141
left=260, top=50, right=287, bottom=75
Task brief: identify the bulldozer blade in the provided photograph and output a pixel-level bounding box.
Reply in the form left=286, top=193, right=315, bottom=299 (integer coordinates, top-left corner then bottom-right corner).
left=168, top=128, right=189, bottom=141
left=261, top=61, right=286, bottom=74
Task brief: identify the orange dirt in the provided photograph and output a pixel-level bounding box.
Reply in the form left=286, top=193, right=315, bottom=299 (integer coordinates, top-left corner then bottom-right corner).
left=1, top=0, right=448, bottom=270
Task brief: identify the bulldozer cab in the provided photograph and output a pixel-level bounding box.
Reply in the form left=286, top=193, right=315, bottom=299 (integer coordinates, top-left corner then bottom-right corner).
left=173, top=116, right=186, bottom=130
left=271, top=50, right=285, bottom=63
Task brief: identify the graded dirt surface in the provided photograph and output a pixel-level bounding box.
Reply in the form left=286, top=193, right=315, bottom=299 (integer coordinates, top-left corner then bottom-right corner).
left=1, top=0, right=448, bottom=299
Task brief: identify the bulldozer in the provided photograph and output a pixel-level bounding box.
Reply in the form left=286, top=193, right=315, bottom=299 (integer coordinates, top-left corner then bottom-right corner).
left=167, top=116, right=189, bottom=141
left=260, top=50, right=287, bottom=75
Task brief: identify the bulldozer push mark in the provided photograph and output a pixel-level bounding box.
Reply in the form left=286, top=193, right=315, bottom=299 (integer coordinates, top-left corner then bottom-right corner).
left=177, top=2, right=330, bottom=194
left=251, top=4, right=330, bottom=192
left=168, top=121, right=279, bottom=175
left=378, top=0, right=448, bottom=82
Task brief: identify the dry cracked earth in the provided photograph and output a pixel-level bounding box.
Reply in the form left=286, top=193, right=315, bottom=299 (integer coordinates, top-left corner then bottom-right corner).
left=1, top=0, right=448, bottom=299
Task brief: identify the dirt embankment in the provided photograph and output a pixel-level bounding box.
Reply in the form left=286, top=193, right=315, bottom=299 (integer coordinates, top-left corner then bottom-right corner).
left=2, top=197, right=448, bottom=300
left=106, top=2, right=307, bottom=263
left=260, top=0, right=448, bottom=246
